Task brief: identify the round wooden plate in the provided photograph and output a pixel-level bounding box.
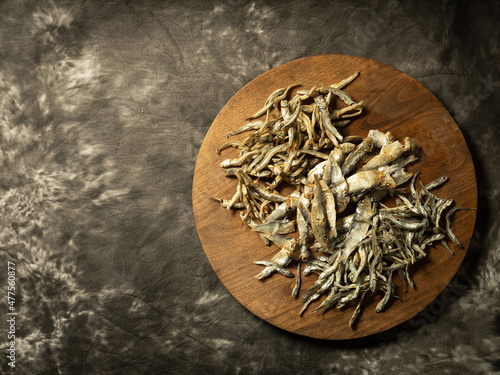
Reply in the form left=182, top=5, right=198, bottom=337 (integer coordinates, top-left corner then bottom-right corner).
left=192, top=55, right=477, bottom=340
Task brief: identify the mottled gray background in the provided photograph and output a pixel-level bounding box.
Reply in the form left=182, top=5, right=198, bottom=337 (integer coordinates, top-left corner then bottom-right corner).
left=0, top=0, right=498, bottom=374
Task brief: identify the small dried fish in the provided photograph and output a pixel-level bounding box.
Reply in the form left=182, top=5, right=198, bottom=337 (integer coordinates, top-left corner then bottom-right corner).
left=253, top=260, right=294, bottom=277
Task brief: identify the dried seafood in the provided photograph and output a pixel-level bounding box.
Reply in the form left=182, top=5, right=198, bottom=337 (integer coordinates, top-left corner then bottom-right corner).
left=214, top=73, right=473, bottom=328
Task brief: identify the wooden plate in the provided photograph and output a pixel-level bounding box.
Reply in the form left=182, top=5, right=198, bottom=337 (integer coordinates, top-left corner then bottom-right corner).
left=192, top=55, right=477, bottom=340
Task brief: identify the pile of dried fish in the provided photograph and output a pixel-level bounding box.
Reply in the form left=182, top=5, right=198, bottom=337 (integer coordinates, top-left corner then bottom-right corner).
left=214, top=73, right=473, bottom=328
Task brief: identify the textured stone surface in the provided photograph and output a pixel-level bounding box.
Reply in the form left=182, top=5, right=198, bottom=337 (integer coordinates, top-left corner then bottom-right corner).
left=0, top=0, right=498, bottom=373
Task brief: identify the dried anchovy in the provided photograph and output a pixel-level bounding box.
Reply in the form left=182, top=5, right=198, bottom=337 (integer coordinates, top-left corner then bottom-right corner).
left=215, top=73, right=475, bottom=329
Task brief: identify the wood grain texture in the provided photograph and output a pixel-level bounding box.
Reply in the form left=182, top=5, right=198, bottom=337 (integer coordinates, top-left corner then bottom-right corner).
left=192, top=55, right=477, bottom=340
